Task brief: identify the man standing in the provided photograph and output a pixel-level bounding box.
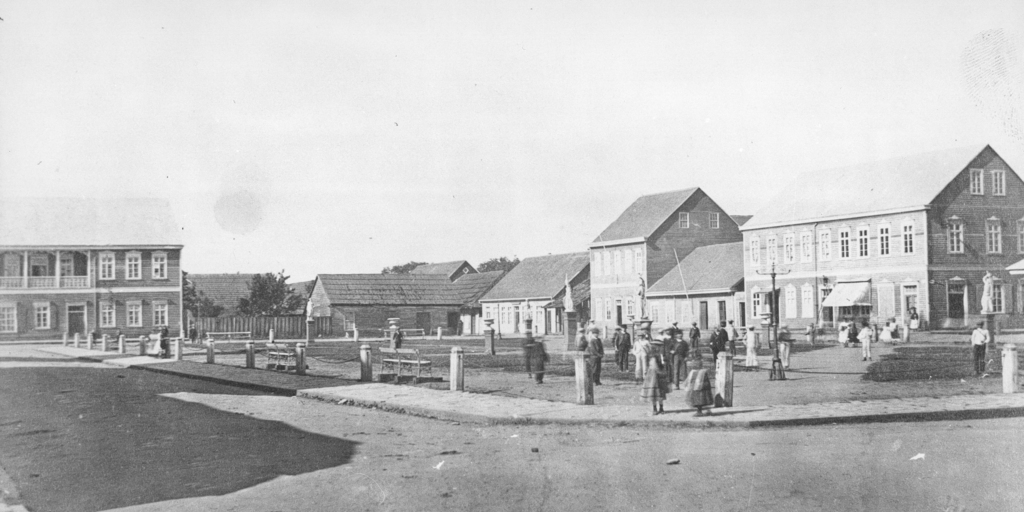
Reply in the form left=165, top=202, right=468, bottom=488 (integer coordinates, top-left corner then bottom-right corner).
left=710, top=322, right=727, bottom=362
left=857, top=322, right=873, bottom=362
left=632, top=329, right=651, bottom=383
left=688, top=321, right=701, bottom=366
left=726, top=320, right=739, bottom=356
left=779, top=325, right=794, bottom=368
left=615, top=325, right=632, bottom=371
left=670, top=328, right=689, bottom=389
left=971, top=321, right=990, bottom=376
left=586, top=327, right=605, bottom=385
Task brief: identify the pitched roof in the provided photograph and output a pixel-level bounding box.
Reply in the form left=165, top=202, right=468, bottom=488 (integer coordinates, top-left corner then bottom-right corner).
left=290, top=280, right=313, bottom=300
left=480, top=252, right=590, bottom=302
left=549, top=277, right=591, bottom=308
left=0, top=198, right=183, bottom=247
left=449, top=271, right=504, bottom=307
left=731, top=215, right=753, bottom=226
left=592, top=188, right=699, bottom=243
left=410, top=260, right=474, bottom=278
left=189, top=273, right=257, bottom=313
left=648, top=242, right=744, bottom=295
left=316, top=274, right=467, bottom=306
left=743, top=146, right=1003, bottom=230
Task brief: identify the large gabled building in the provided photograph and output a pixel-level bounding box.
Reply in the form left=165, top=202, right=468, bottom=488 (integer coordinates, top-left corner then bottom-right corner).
left=742, top=145, right=1024, bottom=330
left=589, top=188, right=744, bottom=330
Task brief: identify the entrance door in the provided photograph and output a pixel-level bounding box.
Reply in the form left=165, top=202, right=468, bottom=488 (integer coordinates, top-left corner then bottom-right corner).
left=948, top=283, right=965, bottom=324
left=513, top=307, right=520, bottom=333
left=738, top=302, right=746, bottom=327
left=699, top=301, right=708, bottom=330
left=416, top=312, right=431, bottom=333
left=447, top=312, right=460, bottom=334
left=718, top=301, right=727, bottom=326
left=615, top=303, right=623, bottom=326
left=67, top=305, right=85, bottom=336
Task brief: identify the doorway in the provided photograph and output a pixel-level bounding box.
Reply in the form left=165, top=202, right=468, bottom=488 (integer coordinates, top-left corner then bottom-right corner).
left=699, top=301, right=708, bottom=330
left=717, top=301, right=727, bottom=327
left=513, top=307, right=520, bottom=333
left=67, top=305, right=86, bottom=336
left=738, top=302, right=746, bottom=327
left=948, top=283, right=965, bottom=323
left=447, top=312, right=460, bottom=334
left=615, top=300, right=623, bottom=327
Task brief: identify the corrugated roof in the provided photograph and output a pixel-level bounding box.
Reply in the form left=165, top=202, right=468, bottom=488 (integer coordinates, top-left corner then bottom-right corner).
left=190, top=273, right=257, bottom=314
left=743, top=146, right=998, bottom=230
left=592, top=188, right=698, bottom=243
left=0, top=198, right=183, bottom=247
left=449, top=271, right=504, bottom=307
left=410, top=260, right=474, bottom=277
left=317, top=274, right=467, bottom=305
left=480, top=252, right=590, bottom=302
left=648, top=242, right=744, bottom=295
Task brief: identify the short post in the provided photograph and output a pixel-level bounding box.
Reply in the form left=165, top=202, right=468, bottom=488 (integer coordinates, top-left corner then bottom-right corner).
left=73, top=332, right=80, bottom=348
left=483, top=318, right=495, bottom=355
left=206, top=340, right=215, bottom=364
left=62, top=332, right=68, bottom=347
left=564, top=311, right=578, bottom=351
left=450, top=346, right=464, bottom=391
left=174, top=338, right=183, bottom=361
left=574, top=352, right=594, bottom=405
left=986, top=313, right=997, bottom=347
left=353, top=324, right=360, bottom=343
left=715, top=352, right=734, bottom=407
left=1002, top=344, right=1018, bottom=394
left=268, top=328, right=275, bottom=343
left=306, top=320, right=315, bottom=343
left=118, top=334, right=125, bottom=354
left=245, top=341, right=255, bottom=369
left=602, top=325, right=608, bottom=340
left=101, top=334, right=109, bottom=352
left=437, top=326, right=443, bottom=341
left=87, top=332, right=94, bottom=350
left=139, top=336, right=147, bottom=356
left=359, top=344, right=372, bottom=382
left=296, top=342, right=307, bottom=375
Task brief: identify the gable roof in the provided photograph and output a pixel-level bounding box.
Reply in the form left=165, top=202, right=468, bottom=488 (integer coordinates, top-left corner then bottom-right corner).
left=731, top=215, right=753, bottom=226
left=189, top=273, right=257, bottom=313
left=449, top=271, right=505, bottom=307
left=592, top=188, right=699, bottom=243
left=743, top=146, right=1007, bottom=230
left=648, top=242, right=744, bottom=295
left=289, top=280, right=313, bottom=300
left=410, top=260, right=475, bottom=279
left=316, top=274, right=467, bottom=306
left=480, top=252, right=590, bottom=302
left=0, top=198, right=183, bottom=247
left=549, top=277, right=591, bottom=308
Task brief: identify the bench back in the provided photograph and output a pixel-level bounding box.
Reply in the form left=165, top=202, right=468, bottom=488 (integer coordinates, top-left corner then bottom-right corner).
left=208, top=331, right=252, bottom=341
left=266, top=342, right=290, bottom=350
left=379, top=348, right=399, bottom=356
left=395, top=348, right=419, bottom=356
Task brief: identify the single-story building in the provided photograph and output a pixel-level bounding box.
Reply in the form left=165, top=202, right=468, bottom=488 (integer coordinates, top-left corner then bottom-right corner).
left=479, top=252, right=590, bottom=336
left=646, top=242, right=745, bottom=331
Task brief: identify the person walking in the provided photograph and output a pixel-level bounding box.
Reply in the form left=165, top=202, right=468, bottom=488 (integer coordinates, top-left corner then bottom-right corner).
left=971, top=321, right=990, bottom=376
left=744, top=326, right=759, bottom=368
left=778, top=325, right=793, bottom=369
left=837, top=322, right=850, bottom=348
left=615, top=325, right=632, bottom=371
left=528, top=338, right=549, bottom=384
left=670, top=328, right=689, bottom=389
left=586, top=327, right=605, bottom=385
left=632, top=330, right=651, bottom=384
left=726, top=320, right=739, bottom=356
left=641, top=344, right=670, bottom=415
left=858, top=321, right=874, bottom=361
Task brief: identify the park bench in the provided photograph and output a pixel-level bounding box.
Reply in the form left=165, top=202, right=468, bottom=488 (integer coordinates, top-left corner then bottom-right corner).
left=378, top=347, right=433, bottom=382
left=205, top=331, right=252, bottom=342
left=266, top=342, right=297, bottom=371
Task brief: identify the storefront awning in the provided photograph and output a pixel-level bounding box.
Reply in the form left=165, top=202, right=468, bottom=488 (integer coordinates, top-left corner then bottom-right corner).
left=822, top=281, right=871, bottom=307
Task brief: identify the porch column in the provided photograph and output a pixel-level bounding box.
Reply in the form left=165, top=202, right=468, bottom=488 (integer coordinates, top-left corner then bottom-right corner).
left=55, top=250, right=61, bottom=288
left=87, top=250, right=92, bottom=287
left=22, top=251, right=28, bottom=288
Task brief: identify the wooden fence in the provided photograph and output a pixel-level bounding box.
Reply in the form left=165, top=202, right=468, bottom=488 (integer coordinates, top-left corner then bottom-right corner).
left=194, top=316, right=332, bottom=340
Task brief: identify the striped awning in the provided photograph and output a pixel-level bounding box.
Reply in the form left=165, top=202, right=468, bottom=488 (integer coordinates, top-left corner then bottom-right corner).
left=822, top=281, right=872, bottom=307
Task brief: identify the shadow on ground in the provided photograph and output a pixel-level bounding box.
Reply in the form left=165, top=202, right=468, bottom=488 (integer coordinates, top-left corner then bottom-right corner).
left=863, top=345, right=1021, bottom=381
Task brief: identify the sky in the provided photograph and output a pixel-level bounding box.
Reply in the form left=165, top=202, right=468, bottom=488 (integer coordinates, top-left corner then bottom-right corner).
left=2, top=0, right=1023, bottom=282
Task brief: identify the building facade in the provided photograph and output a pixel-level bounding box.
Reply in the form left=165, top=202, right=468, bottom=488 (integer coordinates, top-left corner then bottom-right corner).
left=741, top=145, right=1024, bottom=330
left=646, top=242, right=746, bottom=332
left=479, top=252, right=590, bottom=336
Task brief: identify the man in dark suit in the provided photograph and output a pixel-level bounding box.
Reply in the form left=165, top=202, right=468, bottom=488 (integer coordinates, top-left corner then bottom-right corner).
left=614, top=325, right=632, bottom=371
left=711, top=322, right=728, bottom=362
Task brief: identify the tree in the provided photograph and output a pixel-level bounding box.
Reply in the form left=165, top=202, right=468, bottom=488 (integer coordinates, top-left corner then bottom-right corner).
left=477, top=256, right=520, bottom=273
left=237, top=271, right=305, bottom=316
left=381, top=261, right=427, bottom=274
left=196, top=292, right=224, bottom=318
left=182, top=271, right=199, bottom=316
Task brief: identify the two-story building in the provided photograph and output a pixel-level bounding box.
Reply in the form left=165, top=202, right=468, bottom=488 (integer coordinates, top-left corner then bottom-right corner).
left=0, top=199, right=184, bottom=341
left=589, top=188, right=744, bottom=330
left=741, top=145, right=1024, bottom=331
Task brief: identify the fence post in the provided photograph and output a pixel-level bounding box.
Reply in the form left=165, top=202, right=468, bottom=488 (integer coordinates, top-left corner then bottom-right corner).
left=575, top=353, right=594, bottom=405
left=450, top=346, right=464, bottom=391
left=73, top=332, right=80, bottom=348
left=62, top=332, right=68, bottom=347
left=296, top=342, right=306, bottom=376
left=306, top=320, right=315, bottom=343
left=1003, top=344, right=1018, bottom=394
left=206, top=340, right=215, bottom=364
left=245, top=341, right=255, bottom=369
left=101, top=334, right=109, bottom=352
left=139, top=336, right=147, bottom=356
left=437, top=326, right=443, bottom=341
left=174, top=338, right=183, bottom=361
left=268, top=328, right=275, bottom=343
left=360, top=344, right=372, bottom=382
left=87, top=332, right=94, bottom=350
left=715, top=352, right=734, bottom=407
left=354, top=324, right=360, bottom=343
left=118, top=335, right=125, bottom=354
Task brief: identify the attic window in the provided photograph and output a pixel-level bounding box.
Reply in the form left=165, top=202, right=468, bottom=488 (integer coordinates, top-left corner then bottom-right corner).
left=679, top=212, right=689, bottom=229
left=970, top=168, right=984, bottom=195
left=710, top=212, right=720, bottom=229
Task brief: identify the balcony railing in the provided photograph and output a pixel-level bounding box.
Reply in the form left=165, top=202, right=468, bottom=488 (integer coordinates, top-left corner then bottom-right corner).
left=0, top=277, right=22, bottom=289
left=0, top=276, right=91, bottom=289
left=60, top=276, right=89, bottom=288
left=28, top=277, right=55, bottom=288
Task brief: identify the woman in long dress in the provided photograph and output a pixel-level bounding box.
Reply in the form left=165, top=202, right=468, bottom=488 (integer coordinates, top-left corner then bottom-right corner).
left=641, top=348, right=670, bottom=415
left=528, top=339, right=549, bottom=384
left=681, top=368, right=714, bottom=416
left=744, top=327, right=759, bottom=368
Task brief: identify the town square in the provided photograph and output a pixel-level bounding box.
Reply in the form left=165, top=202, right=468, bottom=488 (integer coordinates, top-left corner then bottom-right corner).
left=3, top=1, right=1024, bottom=511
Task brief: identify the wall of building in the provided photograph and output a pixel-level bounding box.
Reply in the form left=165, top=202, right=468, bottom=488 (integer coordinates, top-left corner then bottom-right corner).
left=0, top=290, right=182, bottom=341
left=481, top=300, right=555, bottom=335
left=647, top=292, right=743, bottom=337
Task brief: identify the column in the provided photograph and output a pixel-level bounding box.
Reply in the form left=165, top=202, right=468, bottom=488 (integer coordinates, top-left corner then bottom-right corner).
left=22, top=251, right=28, bottom=288
left=55, top=250, right=61, bottom=288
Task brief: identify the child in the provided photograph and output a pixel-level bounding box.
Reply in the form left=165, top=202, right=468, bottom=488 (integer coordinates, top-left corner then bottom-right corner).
left=744, top=327, right=759, bottom=368
left=682, top=368, right=714, bottom=416
left=641, top=352, right=670, bottom=415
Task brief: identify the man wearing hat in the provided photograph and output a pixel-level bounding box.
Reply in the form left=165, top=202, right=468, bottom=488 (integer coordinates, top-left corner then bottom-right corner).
left=614, top=325, right=632, bottom=372
left=971, top=321, right=990, bottom=376
left=710, top=322, right=728, bottom=362
left=688, top=321, right=701, bottom=354
left=585, top=326, right=605, bottom=385
left=668, top=327, right=689, bottom=389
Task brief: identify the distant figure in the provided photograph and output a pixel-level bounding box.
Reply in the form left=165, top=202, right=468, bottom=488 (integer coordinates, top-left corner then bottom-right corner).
left=971, top=321, right=990, bottom=376
left=586, top=327, right=605, bottom=385
left=614, top=326, right=632, bottom=372
left=838, top=322, right=850, bottom=348
left=688, top=322, right=701, bottom=354
left=858, top=322, right=873, bottom=361
left=669, top=329, right=689, bottom=389
left=159, top=326, right=170, bottom=358
left=909, top=307, right=920, bottom=330
left=528, top=339, right=549, bottom=384
left=632, top=330, right=652, bottom=383
left=804, top=324, right=815, bottom=345
left=710, top=323, right=728, bottom=362
left=879, top=321, right=895, bottom=343
left=726, top=320, right=739, bottom=356
left=390, top=327, right=404, bottom=349
left=744, top=327, right=759, bottom=368
left=777, top=325, right=793, bottom=369
left=641, top=344, right=670, bottom=415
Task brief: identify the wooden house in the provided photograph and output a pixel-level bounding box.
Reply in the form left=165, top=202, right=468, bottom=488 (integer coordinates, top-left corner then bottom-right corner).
left=647, top=242, right=745, bottom=331
left=478, top=252, right=590, bottom=336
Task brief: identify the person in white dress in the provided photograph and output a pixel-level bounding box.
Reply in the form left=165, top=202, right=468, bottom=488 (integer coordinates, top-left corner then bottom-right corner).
left=744, top=326, right=759, bottom=368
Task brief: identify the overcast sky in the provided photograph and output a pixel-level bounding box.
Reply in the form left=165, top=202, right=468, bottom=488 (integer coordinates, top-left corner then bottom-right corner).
left=2, top=0, right=1023, bottom=282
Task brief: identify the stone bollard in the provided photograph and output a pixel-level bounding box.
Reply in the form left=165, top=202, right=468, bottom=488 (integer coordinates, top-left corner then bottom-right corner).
left=437, top=326, right=443, bottom=341
left=714, top=352, right=734, bottom=407
left=118, top=335, right=126, bottom=354
left=101, top=334, right=109, bottom=352
left=206, top=340, right=215, bottom=364
left=73, top=332, right=80, bottom=348
left=450, top=346, right=464, bottom=391
left=353, top=325, right=360, bottom=343
left=306, top=320, right=315, bottom=343
left=139, top=336, right=148, bottom=356
left=484, top=326, right=496, bottom=356
left=245, top=341, right=255, bottom=369
left=268, top=328, right=275, bottom=343
left=1002, top=344, right=1018, bottom=394
left=62, top=332, right=68, bottom=347
left=174, top=338, right=183, bottom=361
left=87, top=332, right=94, bottom=350
left=359, top=344, right=372, bottom=382
left=296, top=343, right=307, bottom=376
left=575, top=352, right=594, bottom=405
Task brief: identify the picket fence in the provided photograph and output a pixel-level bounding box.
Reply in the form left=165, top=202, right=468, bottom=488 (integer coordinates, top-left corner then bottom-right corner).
left=194, top=316, right=332, bottom=340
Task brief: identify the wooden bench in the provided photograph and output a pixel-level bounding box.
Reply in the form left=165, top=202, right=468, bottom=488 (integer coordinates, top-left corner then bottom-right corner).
left=378, top=347, right=432, bottom=381
left=266, top=342, right=297, bottom=371
left=206, top=331, right=252, bottom=342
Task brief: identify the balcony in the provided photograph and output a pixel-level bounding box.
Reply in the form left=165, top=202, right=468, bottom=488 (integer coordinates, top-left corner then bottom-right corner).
left=60, top=276, right=89, bottom=288
left=0, top=276, right=90, bottom=289
left=0, top=277, right=21, bottom=289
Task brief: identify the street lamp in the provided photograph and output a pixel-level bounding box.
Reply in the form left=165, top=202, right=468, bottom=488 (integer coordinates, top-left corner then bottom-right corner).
left=756, top=262, right=789, bottom=381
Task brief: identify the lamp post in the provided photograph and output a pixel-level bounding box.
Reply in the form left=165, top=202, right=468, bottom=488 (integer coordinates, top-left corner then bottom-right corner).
left=756, top=262, right=789, bottom=381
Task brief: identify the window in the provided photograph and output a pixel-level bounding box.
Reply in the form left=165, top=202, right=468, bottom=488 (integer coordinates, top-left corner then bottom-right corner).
left=785, top=286, right=797, bottom=318
left=34, top=302, right=50, bottom=329
left=752, top=293, right=762, bottom=317
left=127, top=301, right=142, bottom=327
left=801, top=284, right=814, bottom=318
left=902, top=223, right=915, bottom=254
left=839, top=229, right=850, bottom=259
left=750, top=236, right=761, bottom=266
left=651, top=303, right=660, bottom=323
left=1019, top=220, right=1024, bottom=254
left=679, top=212, right=689, bottom=229
left=987, top=220, right=1002, bottom=253
left=605, top=300, right=612, bottom=321
left=634, top=249, right=643, bottom=274
left=800, top=232, right=813, bottom=263
left=154, top=302, right=168, bottom=327
left=592, top=253, right=601, bottom=277
left=152, top=252, right=167, bottom=279
left=948, top=220, right=963, bottom=254
left=992, top=283, right=1005, bottom=313
left=879, top=225, right=891, bottom=256
left=710, top=212, right=719, bottom=229
left=60, top=254, right=73, bottom=276
left=126, top=252, right=141, bottom=280
left=614, top=251, right=622, bottom=275
left=818, top=230, right=831, bottom=261
left=0, top=304, right=15, bottom=333
left=626, top=298, right=634, bottom=317
left=101, top=302, right=116, bottom=327
left=857, top=226, right=869, bottom=258
left=992, top=170, right=1005, bottom=196
left=783, top=233, right=795, bottom=263
left=100, top=252, right=115, bottom=280
left=766, top=234, right=777, bottom=264
left=970, top=168, right=984, bottom=195
left=603, top=251, right=611, bottom=276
